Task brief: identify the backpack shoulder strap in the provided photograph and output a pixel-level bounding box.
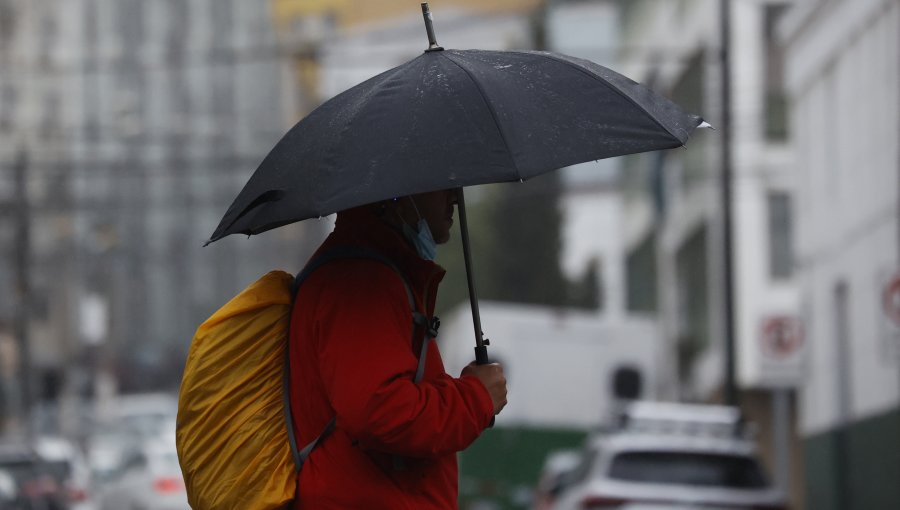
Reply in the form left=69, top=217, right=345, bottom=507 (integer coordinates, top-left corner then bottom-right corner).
left=288, top=246, right=416, bottom=310
left=282, top=246, right=425, bottom=472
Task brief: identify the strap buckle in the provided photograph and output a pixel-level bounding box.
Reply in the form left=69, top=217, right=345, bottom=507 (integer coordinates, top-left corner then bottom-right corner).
left=413, top=313, right=440, bottom=338
left=427, top=316, right=440, bottom=338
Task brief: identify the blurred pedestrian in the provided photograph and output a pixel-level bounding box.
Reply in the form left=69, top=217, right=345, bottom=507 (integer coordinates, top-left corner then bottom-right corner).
left=288, top=189, right=507, bottom=509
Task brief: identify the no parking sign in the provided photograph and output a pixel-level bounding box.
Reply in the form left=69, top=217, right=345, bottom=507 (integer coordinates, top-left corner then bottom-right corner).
left=758, top=315, right=805, bottom=387
left=880, top=271, right=900, bottom=358
left=760, top=316, right=804, bottom=360
left=882, top=273, right=900, bottom=327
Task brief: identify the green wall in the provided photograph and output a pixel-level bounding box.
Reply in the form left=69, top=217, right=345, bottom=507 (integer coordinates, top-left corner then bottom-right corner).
left=458, top=426, right=588, bottom=510
left=804, top=407, right=900, bottom=510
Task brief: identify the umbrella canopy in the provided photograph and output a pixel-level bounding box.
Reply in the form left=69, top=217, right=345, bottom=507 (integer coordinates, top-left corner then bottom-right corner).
left=207, top=48, right=703, bottom=244
left=208, top=3, right=707, bottom=368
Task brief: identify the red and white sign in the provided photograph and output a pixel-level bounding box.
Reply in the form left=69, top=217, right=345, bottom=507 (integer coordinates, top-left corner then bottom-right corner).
left=760, top=316, right=804, bottom=360
left=882, top=273, right=900, bottom=327
left=879, top=269, right=900, bottom=359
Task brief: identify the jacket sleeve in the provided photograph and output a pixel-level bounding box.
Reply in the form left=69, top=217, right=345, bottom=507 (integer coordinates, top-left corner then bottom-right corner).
left=314, top=263, right=495, bottom=458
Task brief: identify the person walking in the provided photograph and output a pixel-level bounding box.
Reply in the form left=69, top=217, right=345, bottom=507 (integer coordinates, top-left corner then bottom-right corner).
left=288, top=188, right=508, bottom=509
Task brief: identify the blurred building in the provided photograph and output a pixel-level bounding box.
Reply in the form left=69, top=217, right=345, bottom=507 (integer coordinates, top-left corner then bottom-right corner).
left=615, top=0, right=804, bottom=506
left=0, top=0, right=322, bottom=429
left=270, top=0, right=542, bottom=106
left=780, top=0, right=900, bottom=508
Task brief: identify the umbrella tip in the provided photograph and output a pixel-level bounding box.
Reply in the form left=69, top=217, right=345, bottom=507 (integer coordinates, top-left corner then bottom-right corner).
left=420, top=3, right=444, bottom=52
left=698, top=120, right=715, bottom=130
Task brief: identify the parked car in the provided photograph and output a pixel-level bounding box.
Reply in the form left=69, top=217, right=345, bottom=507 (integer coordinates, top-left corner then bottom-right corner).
left=35, top=436, right=97, bottom=510
left=533, top=449, right=581, bottom=510
left=0, top=468, right=20, bottom=507
left=96, top=437, right=189, bottom=510
left=85, top=427, right=136, bottom=489
left=0, top=440, right=69, bottom=510
left=551, top=402, right=787, bottom=510
left=86, top=392, right=178, bottom=490
left=94, top=392, right=178, bottom=440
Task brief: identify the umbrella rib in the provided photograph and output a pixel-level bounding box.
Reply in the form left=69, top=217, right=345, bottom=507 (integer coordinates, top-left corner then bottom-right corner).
left=525, top=51, right=691, bottom=144
left=440, top=51, right=521, bottom=179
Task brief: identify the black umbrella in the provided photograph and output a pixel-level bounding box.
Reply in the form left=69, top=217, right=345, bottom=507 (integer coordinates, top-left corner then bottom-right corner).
left=208, top=3, right=706, bottom=363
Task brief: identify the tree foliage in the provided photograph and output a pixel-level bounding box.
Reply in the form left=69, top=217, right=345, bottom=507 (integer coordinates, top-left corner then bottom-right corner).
left=436, top=172, right=599, bottom=317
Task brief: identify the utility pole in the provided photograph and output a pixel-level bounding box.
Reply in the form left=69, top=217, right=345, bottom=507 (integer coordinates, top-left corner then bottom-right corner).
left=13, top=147, right=34, bottom=433
left=719, top=0, right=738, bottom=406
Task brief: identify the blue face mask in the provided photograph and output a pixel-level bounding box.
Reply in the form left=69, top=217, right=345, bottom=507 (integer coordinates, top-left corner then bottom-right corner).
left=400, top=199, right=437, bottom=261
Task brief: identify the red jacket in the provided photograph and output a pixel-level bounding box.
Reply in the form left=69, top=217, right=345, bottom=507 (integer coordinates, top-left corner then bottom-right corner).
left=289, top=208, right=494, bottom=509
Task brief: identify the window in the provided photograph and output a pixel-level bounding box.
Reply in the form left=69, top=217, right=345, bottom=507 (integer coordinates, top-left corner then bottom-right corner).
left=39, top=92, right=60, bottom=139
left=670, top=51, right=708, bottom=191
left=38, top=12, right=57, bottom=68
left=609, top=451, right=769, bottom=488
left=0, top=0, right=15, bottom=47
left=564, top=448, right=599, bottom=485
left=767, top=191, right=793, bottom=279
left=117, top=0, right=144, bottom=48
left=0, top=85, right=16, bottom=132
left=675, top=227, right=709, bottom=378
left=626, top=233, right=658, bottom=313
left=764, top=4, right=790, bottom=141
left=165, top=0, right=189, bottom=62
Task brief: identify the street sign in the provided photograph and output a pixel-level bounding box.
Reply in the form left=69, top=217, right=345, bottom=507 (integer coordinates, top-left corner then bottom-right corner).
left=882, top=272, right=900, bottom=327
left=878, top=269, right=900, bottom=359
left=760, top=316, right=803, bottom=360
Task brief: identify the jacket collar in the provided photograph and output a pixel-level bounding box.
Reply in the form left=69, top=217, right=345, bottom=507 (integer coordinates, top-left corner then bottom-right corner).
left=320, top=206, right=446, bottom=303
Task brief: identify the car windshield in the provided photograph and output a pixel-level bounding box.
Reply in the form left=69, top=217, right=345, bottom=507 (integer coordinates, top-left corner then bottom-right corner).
left=608, top=451, right=769, bottom=488
left=43, top=460, right=71, bottom=481
left=0, top=459, right=41, bottom=482
left=153, top=451, right=182, bottom=472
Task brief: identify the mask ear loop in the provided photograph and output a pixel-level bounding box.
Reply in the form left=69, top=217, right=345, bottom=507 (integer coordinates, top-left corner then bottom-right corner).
left=407, top=197, right=424, bottom=225
left=394, top=196, right=423, bottom=232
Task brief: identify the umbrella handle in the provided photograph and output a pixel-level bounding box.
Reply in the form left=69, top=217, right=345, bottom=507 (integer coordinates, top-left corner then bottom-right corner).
left=475, top=345, right=490, bottom=365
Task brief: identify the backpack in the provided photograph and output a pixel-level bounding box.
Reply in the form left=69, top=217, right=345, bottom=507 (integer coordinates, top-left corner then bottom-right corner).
left=176, top=247, right=437, bottom=510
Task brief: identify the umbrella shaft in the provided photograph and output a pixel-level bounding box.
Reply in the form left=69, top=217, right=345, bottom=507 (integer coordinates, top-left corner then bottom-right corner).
left=456, top=188, right=489, bottom=364
left=421, top=3, right=437, bottom=46
left=420, top=3, right=443, bottom=52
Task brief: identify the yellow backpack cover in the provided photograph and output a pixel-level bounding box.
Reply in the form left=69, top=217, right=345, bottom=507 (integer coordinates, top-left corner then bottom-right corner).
left=176, top=270, right=296, bottom=510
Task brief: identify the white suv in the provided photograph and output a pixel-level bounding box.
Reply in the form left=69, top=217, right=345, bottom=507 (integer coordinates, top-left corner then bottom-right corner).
left=550, top=402, right=787, bottom=510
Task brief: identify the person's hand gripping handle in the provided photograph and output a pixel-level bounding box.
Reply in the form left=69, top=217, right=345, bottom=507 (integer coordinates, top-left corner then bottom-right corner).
left=462, top=353, right=506, bottom=428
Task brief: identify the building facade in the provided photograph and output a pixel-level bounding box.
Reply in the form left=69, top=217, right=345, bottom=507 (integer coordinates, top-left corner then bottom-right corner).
left=616, top=0, right=804, bottom=506
left=0, top=0, right=320, bottom=429
left=780, top=0, right=900, bottom=507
